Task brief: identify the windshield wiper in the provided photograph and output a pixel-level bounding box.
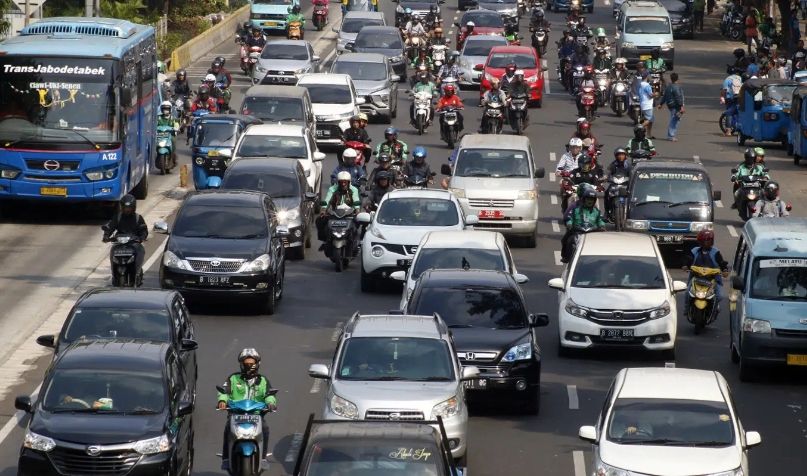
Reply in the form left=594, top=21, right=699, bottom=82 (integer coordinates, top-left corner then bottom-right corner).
left=617, top=438, right=686, bottom=445
left=64, top=128, right=100, bottom=149
left=667, top=201, right=710, bottom=208
left=413, top=376, right=453, bottom=381
left=52, top=408, right=120, bottom=414
left=229, top=234, right=266, bottom=239
left=633, top=200, right=673, bottom=207
left=369, top=376, right=406, bottom=381
left=497, top=173, right=529, bottom=177
left=461, top=172, right=491, bottom=177
left=685, top=440, right=732, bottom=447
left=447, top=324, right=474, bottom=328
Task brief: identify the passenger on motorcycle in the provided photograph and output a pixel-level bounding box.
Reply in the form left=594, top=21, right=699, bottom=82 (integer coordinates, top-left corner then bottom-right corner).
left=157, top=101, right=179, bottom=163
left=286, top=5, right=306, bottom=37
left=573, top=118, right=596, bottom=143
left=479, top=77, right=508, bottom=132
left=410, top=47, right=433, bottom=70
left=403, top=146, right=433, bottom=184
left=731, top=148, right=768, bottom=207
left=331, top=148, right=367, bottom=187
left=246, top=26, right=267, bottom=49
left=557, top=137, right=585, bottom=175
left=342, top=114, right=372, bottom=163
left=683, top=230, right=729, bottom=306
left=203, top=73, right=226, bottom=108
left=593, top=27, right=609, bottom=48
left=404, top=15, right=427, bottom=38
left=500, top=63, right=518, bottom=91
left=753, top=181, right=790, bottom=217
left=436, top=84, right=465, bottom=131
left=170, top=69, right=191, bottom=99
left=365, top=171, right=394, bottom=211
left=411, top=72, right=438, bottom=125
left=216, top=348, right=277, bottom=471
left=237, top=21, right=252, bottom=43
left=507, top=69, right=531, bottom=101
left=191, top=85, right=218, bottom=112
left=103, top=194, right=148, bottom=271
left=436, top=51, right=462, bottom=86
left=458, top=21, right=475, bottom=46
left=374, top=127, right=409, bottom=161
left=604, top=147, right=631, bottom=218
left=593, top=46, right=613, bottom=70
left=576, top=65, right=597, bottom=111
left=209, top=60, right=233, bottom=89
left=561, top=187, right=605, bottom=263
left=610, top=57, right=630, bottom=81
left=558, top=31, right=576, bottom=58
left=625, top=124, right=655, bottom=154
left=368, top=152, right=402, bottom=189
left=358, top=112, right=369, bottom=129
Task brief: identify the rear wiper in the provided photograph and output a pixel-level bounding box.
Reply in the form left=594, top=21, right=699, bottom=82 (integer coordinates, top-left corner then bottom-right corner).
left=633, top=200, right=673, bottom=207
left=230, top=234, right=265, bottom=239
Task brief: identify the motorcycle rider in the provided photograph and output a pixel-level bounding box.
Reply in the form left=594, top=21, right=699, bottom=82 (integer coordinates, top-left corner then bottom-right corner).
left=720, top=66, right=742, bottom=135
left=404, top=15, right=427, bottom=40
left=157, top=101, right=179, bottom=166
left=368, top=152, right=402, bottom=189
left=625, top=124, right=656, bottom=155
left=458, top=21, right=475, bottom=48
left=403, top=146, right=433, bottom=185
left=576, top=65, right=597, bottom=114
left=436, top=83, right=465, bottom=133
left=342, top=114, right=372, bottom=164
left=569, top=153, right=604, bottom=190
left=209, top=60, right=233, bottom=89
left=561, top=187, right=605, bottom=263
left=500, top=63, right=518, bottom=92
left=170, top=69, right=191, bottom=102
left=365, top=170, right=394, bottom=211
left=237, top=21, right=252, bottom=43
left=331, top=148, right=367, bottom=187
left=318, top=171, right=361, bottom=241
left=102, top=194, right=148, bottom=278
left=246, top=26, right=268, bottom=49
left=411, top=71, right=438, bottom=127
left=557, top=137, right=585, bottom=176
left=410, top=47, right=433, bottom=71
left=286, top=5, right=306, bottom=38
left=374, top=127, right=409, bottom=162
left=731, top=148, right=769, bottom=208
left=191, top=85, right=218, bottom=112
left=753, top=181, right=790, bottom=217
left=592, top=45, right=613, bottom=70
left=358, top=112, right=369, bottom=129
left=571, top=41, right=589, bottom=68
left=573, top=118, right=596, bottom=143
left=436, top=51, right=462, bottom=87
left=217, top=348, right=277, bottom=471
left=593, top=27, right=609, bottom=48
left=202, top=73, right=228, bottom=111
left=504, top=23, right=519, bottom=43
left=531, top=6, right=550, bottom=29
left=479, top=77, right=508, bottom=132
left=604, top=147, right=631, bottom=219
left=312, top=0, right=330, bottom=21
left=610, top=57, right=630, bottom=81
left=683, top=230, right=729, bottom=309
left=574, top=15, right=592, bottom=38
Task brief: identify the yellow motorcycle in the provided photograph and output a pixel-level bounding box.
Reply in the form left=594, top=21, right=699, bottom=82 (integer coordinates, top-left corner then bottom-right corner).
left=686, top=265, right=722, bottom=334
left=287, top=20, right=303, bottom=40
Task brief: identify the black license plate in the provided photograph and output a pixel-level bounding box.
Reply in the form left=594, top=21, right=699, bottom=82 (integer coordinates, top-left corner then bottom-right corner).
left=199, top=275, right=230, bottom=285
left=600, top=328, right=634, bottom=340
left=463, top=378, right=487, bottom=390
left=316, top=129, right=331, bottom=137
left=656, top=234, right=683, bottom=244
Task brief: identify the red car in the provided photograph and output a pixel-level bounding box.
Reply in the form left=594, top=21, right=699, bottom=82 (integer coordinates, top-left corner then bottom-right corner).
left=455, top=10, right=505, bottom=50
left=478, top=45, right=545, bottom=107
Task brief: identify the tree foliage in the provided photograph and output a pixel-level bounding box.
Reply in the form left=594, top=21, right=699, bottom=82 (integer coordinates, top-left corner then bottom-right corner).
left=0, top=0, right=14, bottom=37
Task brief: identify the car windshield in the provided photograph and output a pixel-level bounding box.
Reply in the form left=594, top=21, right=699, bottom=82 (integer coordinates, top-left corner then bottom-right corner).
left=411, top=286, right=527, bottom=329
left=481, top=0, right=516, bottom=4
left=63, top=309, right=171, bottom=344
left=376, top=198, right=459, bottom=226
left=454, top=148, right=531, bottom=177
left=572, top=256, right=665, bottom=289
left=173, top=205, right=268, bottom=239
left=764, top=85, right=796, bottom=107
left=304, top=84, right=353, bottom=104
left=241, top=97, right=304, bottom=122
left=337, top=337, right=455, bottom=381
left=193, top=123, right=238, bottom=147
left=341, top=18, right=384, bottom=33
left=305, top=439, right=444, bottom=475
left=749, top=258, right=807, bottom=300
left=357, top=32, right=402, bottom=49
left=237, top=135, right=307, bottom=158
left=464, top=39, right=506, bottom=56
left=631, top=170, right=711, bottom=204
left=43, top=369, right=166, bottom=414
left=488, top=53, right=537, bottom=68
left=332, top=61, right=388, bottom=81
left=261, top=44, right=308, bottom=60
left=607, top=398, right=735, bottom=446
left=222, top=170, right=301, bottom=198
left=412, top=249, right=505, bottom=280
left=625, top=16, right=671, bottom=34
left=463, top=13, right=503, bottom=27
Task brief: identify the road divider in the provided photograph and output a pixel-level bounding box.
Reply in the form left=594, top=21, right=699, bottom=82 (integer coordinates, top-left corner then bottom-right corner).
left=567, top=384, right=579, bottom=410
left=169, top=4, right=250, bottom=72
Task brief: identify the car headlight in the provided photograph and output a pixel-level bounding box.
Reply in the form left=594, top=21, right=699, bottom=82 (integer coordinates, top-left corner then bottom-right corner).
left=525, top=74, right=539, bottom=83
left=707, top=468, right=744, bottom=476
left=23, top=431, right=55, bottom=452
left=132, top=434, right=172, bottom=455
left=743, top=318, right=771, bottom=334
left=690, top=222, right=714, bottom=232
left=0, top=164, right=21, bottom=179
left=518, top=189, right=537, bottom=199
left=448, top=187, right=465, bottom=198
left=626, top=219, right=648, bottom=230
left=681, top=17, right=691, bottom=22
left=595, top=461, right=633, bottom=476
left=277, top=208, right=300, bottom=224
left=234, top=422, right=260, bottom=439
left=661, top=42, right=673, bottom=50
left=85, top=166, right=118, bottom=181
left=240, top=253, right=271, bottom=273
left=648, top=300, right=670, bottom=319
left=565, top=299, right=589, bottom=318
left=330, top=393, right=359, bottom=419
left=195, top=157, right=204, bottom=165
left=502, top=342, right=532, bottom=362
left=432, top=396, right=460, bottom=419
left=371, top=245, right=385, bottom=258
left=163, top=251, right=191, bottom=271
left=621, top=41, right=635, bottom=49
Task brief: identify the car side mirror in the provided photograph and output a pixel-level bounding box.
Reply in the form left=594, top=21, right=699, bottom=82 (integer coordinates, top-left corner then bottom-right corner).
left=441, top=164, right=452, bottom=175
left=356, top=212, right=372, bottom=224
left=464, top=215, right=479, bottom=227
left=355, top=97, right=366, bottom=105
left=308, top=363, right=331, bottom=379
left=745, top=430, right=762, bottom=448
left=461, top=366, right=481, bottom=380
left=312, top=55, right=321, bottom=62
left=390, top=270, right=407, bottom=281
left=712, top=190, right=721, bottom=201
left=304, top=191, right=317, bottom=201
left=514, top=273, right=529, bottom=284
left=14, top=396, right=32, bottom=413
left=732, top=275, right=744, bottom=291
left=390, top=74, right=401, bottom=82
left=548, top=277, right=564, bottom=290
left=473, top=64, right=484, bottom=71
left=313, top=151, right=326, bottom=162
left=529, top=313, right=549, bottom=327
left=177, top=400, right=194, bottom=417
left=345, top=43, right=354, bottom=51
left=534, top=167, right=546, bottom=178
left=578, top=425, right=597, bottom=443
left=153, top=221, right=169, bottom=234
left=672, top=280, right=687, bottom=293
left=36, top=334, right=56, bottom=349
left=181, top=339, right=198, bottom=351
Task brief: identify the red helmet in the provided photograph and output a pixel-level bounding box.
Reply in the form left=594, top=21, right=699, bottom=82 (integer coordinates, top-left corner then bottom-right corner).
left=697, top=229, right=715, bottom=246
left=506, top=63, right=517, bottom=74
left=579, top=120, right=590, bottom=131
left=584, top=65, right=594, bottom=74
left=444, top=84, right=456, bottom=94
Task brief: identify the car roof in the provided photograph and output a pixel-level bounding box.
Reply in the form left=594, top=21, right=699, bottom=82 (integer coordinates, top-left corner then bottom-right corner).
left=622, top=1, right=669, bottom=14
left=489, top=45, right=535, bottom=55
left=195, top=114, right=262, bottom=126
left=343, top=10, right=385, bottom=19
left=186, top=190, right=267, bottom=207
left=266, top=39, right=311, bottom=47
left=356, top=25, right=400, bottom=36
left=76, top=288, right=175, bottom=310
left=243, top=85, right=309, bottom=99
left=464, top=34, right=508, bottom=44
left=56, top=340, right=169, bottom=371
left=581, top=232, right=658, bottom=257
left=459, top=133, right=531, bottom=149
left=422, top=230, right=501, bottom=250
left=743, top=218, right=807, bottom=255
left=633, top=160, right=708, bottom=174
left=350, top=315, right=443, bottom=339
left=310, top=421, right=438, bottom=442
left=242, top=123, right=306, bottom=136
left=617, top=367, right=725, bottom=402
left=297, top=73, right=353, bottom=85
left=226, top=158, right=303, bottom=175
left=383, top=188, right=455, bottom=200
left=334, top=52, right=388, bottom=63
left=419, top=268, right=514, bottom=287
left=462, top=9, right=501, bottom=18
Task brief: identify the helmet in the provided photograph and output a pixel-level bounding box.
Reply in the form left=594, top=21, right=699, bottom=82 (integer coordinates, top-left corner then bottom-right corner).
left=198, top=85, right=210, bottom=99
left=342, top=147, right=359, bottom=164
left=696, top=229, right=715, bottom=247
left=243, top=21, right=251, bottom=31
left=413, top=146, right=427, bottom=162
left=176, top=69, right=186, bottom=80
left=375, top=170, right=392, bottom=184
left=160, top=100, right=172, bottom=115
left=252, top=26, right=262, bottom=34
left=451, top=50, right=460, bottom=58
left=753, top=147, right=765, bottom=159
left=358, top=112, right=369, bottom=123
left=377, top=152, right=392, bottom=164
left=733, top=48, right=746, bottom=59
left=211, top=61, right=222, bottom=72
left=595, top=27, right=606, bottom=37
left=764, top=181, right=779, bottom=200
left=120, top=194, right=136, bottom=214
left=337, top=171, right=352, bottom=183
left=584, top=65, right=594, bottom=75
left=743, top=148, right=755, bottom=165
left=614, top=147, right=627, bottom=160
left=238, top=348, right=261, bottom=378
left=615, top=57, right=627, bottom=65
left=633, top=124, right=646, bottom=139
left=578, top=154, right=595, bottom=172
left=506, top=63, right=517, bottom=74
left=581, top=187, right=597, bottom=207
left=204, top=73, right=216, bottom=83
left=534, top=7, right=544, bottom=16
left=444, top=84, right=456, bottom=94
left=466, top=20, right=475, bottom=27
left=350, top=114, right=361, bottom=125
left=651, top=47, right=660, bottom=57
left=569, top=137, right=583, bottom=148
left=405, top=7, right=412, bottom=13
left=514, top=69, right=525, bottom=77
left=292, top=4, right=301, bottom=13
left=384, top=127, right=398, bottom=140
left=577, top=118, right=590, bottom=132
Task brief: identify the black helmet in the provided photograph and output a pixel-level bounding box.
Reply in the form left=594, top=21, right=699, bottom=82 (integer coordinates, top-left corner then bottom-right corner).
left=743, top=148, right=755, bottom=165
left=211, top=61, right=222, bottom=72
left=120, top=194, right=136, bottom=215
left=238, top=348, right=261, bottom=378
left=633, top=124, right=646, bottom=139
left=577, top=154, right=595, bottom=172
left=581, top=187, right=597, bottom=207
left=651, top=47, right=660, bottom=58
left=614, top=147, right=627, bottom=160
left=198, top=85, right=210, bottom=99
left=764, top=181, right=779, bottom=200
left=243, top=21, right=251, bottom=30
left=375, top=170, right=392, bottom=184
left=377, top=152, right=392, bottom=165
left=215, top=56, right=226, bottom=67
left=292, top=4, right=301, bottom=13
left=176, top=69, right=186, bottom=80
left=252, top=26, right=262, bottom=34
left=733, top=48, right=745, bottom=59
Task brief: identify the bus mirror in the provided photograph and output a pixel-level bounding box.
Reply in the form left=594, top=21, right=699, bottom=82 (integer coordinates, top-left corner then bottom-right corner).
left=120, top=88, right=132, bottom=106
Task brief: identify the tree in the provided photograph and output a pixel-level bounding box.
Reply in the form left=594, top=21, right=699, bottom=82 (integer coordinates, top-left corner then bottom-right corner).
left=777, top=0, right=796, bottom=53
left=100, top=0, right=148, bottom=23
left=0, top=0, right=14, bottom=37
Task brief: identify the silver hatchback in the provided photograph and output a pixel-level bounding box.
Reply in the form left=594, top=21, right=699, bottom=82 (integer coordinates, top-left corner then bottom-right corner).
left=252, top=40, right=321, bottom=86
left=330, top=53, right=400, bottom=123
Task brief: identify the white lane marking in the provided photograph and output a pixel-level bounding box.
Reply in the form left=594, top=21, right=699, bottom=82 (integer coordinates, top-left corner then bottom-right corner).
left=551, top=194, right=558, bottom=205
left=693, top=155, right=701, bottom=163
left=543, top=59, right=550, bottom=94
left=331, top=322, right=344, bottom=341
left=715, top=200, right=724, bottom=208
left=567, top=384, right=579, bottom=410
left=549, top=172, right=556, bottom=182
left=0, top=384, right=41, bottom=445
left=310, top=378, right=323, bottom=394
left=727, top=225, right=738, bottom=238
left=573, top=450, right=586, bottom=476
left=549, top=152, right=557, bottom=162
left=554, top=250, right=563, bottom=266
left=144, top=242, right=166, bottom=271
left=552, top=220, right=560, bottom=233
left=453, top=15, right=458, bottom=20
left=285, top=432, right=304, bottom=463
left=449, top=29, right=455, bottom=36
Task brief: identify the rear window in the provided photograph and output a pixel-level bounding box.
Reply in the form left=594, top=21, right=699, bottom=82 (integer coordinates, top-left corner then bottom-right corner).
left=410, top=286, right=528, bottom=329
left=341, top=17, right=384, bottom=33
left=356, top=32, right=402, bottom=49
left=305, top=439, right=445, bottom=476
left=488, top=53, right=537, bottom=69
left=462, top=12, right=503, bottom=27
left=64, top=309, right=171, bottom=343
left=241, top=96, right=304, bottom=122
left=463, top=39, right=506, bottom=57
left=625, top=16, right=671, bottom=34
left=412, top=248, right=504, bottom=280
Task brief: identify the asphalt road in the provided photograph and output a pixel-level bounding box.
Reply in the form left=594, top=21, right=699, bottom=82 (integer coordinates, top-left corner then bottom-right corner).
left=0, top=1, right=806, bottom=475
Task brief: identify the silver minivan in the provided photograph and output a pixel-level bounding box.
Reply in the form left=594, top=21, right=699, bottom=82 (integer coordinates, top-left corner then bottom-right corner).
left=440, top=134, right=545, bottom=247
left=616, top=0, right=675, bottom=68
left=334, top=11, right=386, bottom=53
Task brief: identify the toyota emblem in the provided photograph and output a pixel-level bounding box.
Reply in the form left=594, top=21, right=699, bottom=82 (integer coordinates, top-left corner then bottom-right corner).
left=43, top=160, right=60, bottom=171
left=210, top=260, right=221, bottom=267
left=86, top=445, right=102, bottom=456
left=388, top=412, right=401, bottom=420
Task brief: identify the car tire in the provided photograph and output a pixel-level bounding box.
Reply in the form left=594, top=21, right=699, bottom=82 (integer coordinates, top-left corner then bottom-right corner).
left=132, top=162, right=149, bottom=200
left=795, top=154, right=801, bottom=165
left=276, top=264, right=285, bottom=301
left=360, top=264, right=377, bottom=292
left=738, top=355, right=756, bottom=382
left=534, top=98, right=542, bottom=108
left=730, top=342, right=740, bottom=364
left=263, top=283, right=277, bottom=315
left=522, top=385, right=540, bottom=415
left=557, top=339, right=573, bottom=358
left=291, top=244, right=305, bottom=260
left=659, top=347, right=675, bottom=361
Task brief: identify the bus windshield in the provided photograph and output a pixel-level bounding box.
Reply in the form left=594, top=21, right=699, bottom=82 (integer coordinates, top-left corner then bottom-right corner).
left=0, top=57, right=119, bottom=146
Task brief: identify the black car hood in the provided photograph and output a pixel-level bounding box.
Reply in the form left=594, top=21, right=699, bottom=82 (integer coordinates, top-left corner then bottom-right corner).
left=355, top=46, right=402, bottom=58
left=31, top=411, right=165, bottom=445
left=401, top=2, right=435, bottom=10
left=169, top=236, right=267, bottom=260
left=273, top=196, right=302, bottom=210
left=628, top=201, right=712, bottom=221
left=450, top=327, right=530, bottom=353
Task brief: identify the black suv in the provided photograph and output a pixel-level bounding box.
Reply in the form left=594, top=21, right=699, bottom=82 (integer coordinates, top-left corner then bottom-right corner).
left=157, top=190, right=287, bottom=314
left=406, top=269, right=548, bottom=413
left=16, top=340, right=194, bottom=476
left=35, top=288, right=198, bottom=395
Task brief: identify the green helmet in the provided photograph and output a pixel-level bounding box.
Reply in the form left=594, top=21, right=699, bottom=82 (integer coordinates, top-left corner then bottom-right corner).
left=595, top=27, right=606, bottom=38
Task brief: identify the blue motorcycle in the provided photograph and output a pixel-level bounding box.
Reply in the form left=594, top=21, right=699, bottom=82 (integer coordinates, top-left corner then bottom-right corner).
left=190, top=114, right=262, bottom=190
left=155, top=124, right=176, bottom=175
left=217, top=387, right=278, bottom=476
left=606, top=172, right=630, bottom=231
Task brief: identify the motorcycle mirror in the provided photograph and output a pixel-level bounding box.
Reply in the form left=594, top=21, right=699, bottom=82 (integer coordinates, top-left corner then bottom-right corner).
left=216, top=385, right=227, bottom=394
left=153, top=221, right=169, bottom=234
left=101, top=224, right=110, bottom=232
left=267, top=389, right=279, bottom=396
left=429, top=171, right=437, bottom=176
left=441, top=164, right=452, bottom=175
left=534, top=167, right=546, bottom=178
left=391, top=74, right=401, bottom=82
left=730, top=168, right=738, bottom=174
left=312, top=55, right=321, bottom=62
left=787, top=204, right=793, bottom=211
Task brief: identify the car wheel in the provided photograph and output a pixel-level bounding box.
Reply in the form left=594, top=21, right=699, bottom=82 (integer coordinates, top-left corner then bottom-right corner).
left=659, top=346, right=675, bottom=361
left=263, top=283, right=277, bottom=315
left=522, top=385, right=540, bottom=415
left=557, top=338, right=573, bottom=358
left=730, top=342, right=740, bottom=364
left=534, top=98, right=542, bottom=108
left=796, top=154, right=802, bottom=165
left=360, top=264, right=377, bottom=292
left=454, top=452, right=468, bottom=468
left=523, top=230, right=537, bottom=248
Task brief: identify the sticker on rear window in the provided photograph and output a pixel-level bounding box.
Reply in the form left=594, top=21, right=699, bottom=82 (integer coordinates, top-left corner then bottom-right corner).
left=759, top=258, right=807, bottom=268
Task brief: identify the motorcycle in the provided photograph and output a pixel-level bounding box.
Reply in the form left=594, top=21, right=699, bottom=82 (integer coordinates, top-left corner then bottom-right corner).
left=186, top=109, right=211, bottom=144
left=594, top=69, right=610, bottom=107
left=173, top=96, right=191, bottom=133
left=559, top=171, right=578, bottom=212
left=648, top=70, right=664, bottom=106
left=430, top=42, right=449, bottom=74
left=321, top=203, right=358, bottom=272
left=288, top=20, right=303, bottom=40
left=217, top=386, right=278, bottom=476
left=155, top=124, right=176, bottom=175
left=403, top=171, right=436, bottom=188
left=412, top=90, right=434, bottom=135
left=629, top=148, right=654, bottom=165
left=439, top=106, right=462, bottom=148
left=530, top=26, right=549, bottom=57
left=482, top=100, right=505, bottom=134
left=509, top=93, right=529, bottom=134
left=246, top=46, right=262, bottom=78
left=568, top=221, right=600, bottom=260
left=557, top=55, right=573, bottom=90
left=605, top=173, right=629, bottom=230
left=685, top=266, right=722, bottom=334
left=312, top=2, right=328, bottom=30
left=406, top=35, right=428, bottom=62
left=732, top=170, right=768, bottom=221
left=610, top=79, right=628, bottom=116
left=628, top=93, right=641, bottom=125
left=570, top=64, right=585, bottom=94
left=102, top=229, right=143, bottom=288
left=579, top=85, right=596, bottom=121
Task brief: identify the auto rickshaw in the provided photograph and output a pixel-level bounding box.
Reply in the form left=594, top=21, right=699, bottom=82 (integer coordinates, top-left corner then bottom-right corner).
left=787, top=86, right=807, bottom=165
left=735, top=78, right=798, bottom=148
left=190, top=114, right=262, bottom=190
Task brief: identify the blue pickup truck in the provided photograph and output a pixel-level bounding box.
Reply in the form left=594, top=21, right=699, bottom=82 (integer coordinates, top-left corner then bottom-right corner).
left=250, top=0, right=300, bottom=33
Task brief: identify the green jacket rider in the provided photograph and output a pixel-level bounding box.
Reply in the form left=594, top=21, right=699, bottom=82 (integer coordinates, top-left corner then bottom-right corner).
left=374, top=127, right=409, bottom=161
left=286, top=5, right=305, bottom=26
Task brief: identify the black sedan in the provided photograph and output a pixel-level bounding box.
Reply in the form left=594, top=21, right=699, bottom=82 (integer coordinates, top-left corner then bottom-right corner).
left=156, top=190, right=287, bottom=314
left=405, top=269, right=548, bottom=414
left=16, top=340, right=194, bottom=476
left=220, top=158, right=317, bottom=260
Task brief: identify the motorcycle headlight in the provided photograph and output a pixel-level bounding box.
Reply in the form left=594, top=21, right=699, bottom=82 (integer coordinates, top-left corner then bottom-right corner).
left=743, top=318, right=771, bottom=334
left=234, top=422, right=260, bottom=439
left=615, top=83, right=626, bottom=92
left=240, top=253, right=271, bottom=273
left=277, top=208, right=300, bottom=224
left=626, top=219, right=648, bottom=230
left=332, top=230, right=347, bottom=238
left=690, top=222, right=713, bottom=232
left=661, top=41, right=674, bottom=50
left=389, top=55, right=404, bottom=63
left=132, top=434, right=172, bottom=455
left=518, top=189, right=537, bottom=199
left=694, top=289, right=709, bottom=299
left=163, top=251, right=191, bottom=271
left=330, top=393, right=359, bottom=419
left=158, top=139, right=169, bottom=148
left=502, top=342, right=532, bottom=362
left=448, top=187, right=465, bottom=198
left=565, top=299, right=589, bottom=318
left=432, top=396, right=460, bottom=419
left=23, top=431, right=55, bottom=452
left=648, top=300, right=670, bottom=319
left=0, top=164, right=21, bottom=179
left=597, top=78, right=608, bottom=86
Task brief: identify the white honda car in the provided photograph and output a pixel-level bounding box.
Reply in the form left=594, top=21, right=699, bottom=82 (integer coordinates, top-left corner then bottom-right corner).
left=357, top=189, right=477, bottom=292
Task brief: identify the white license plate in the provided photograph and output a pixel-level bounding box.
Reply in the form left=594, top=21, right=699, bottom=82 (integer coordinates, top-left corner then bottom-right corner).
left=233, top=414, right=261, bottom=423
left=200, top=276, right=230, bottom=285
left=600, top=328, right=634, bottom=340
left=656, top=235, right=683, bottom=243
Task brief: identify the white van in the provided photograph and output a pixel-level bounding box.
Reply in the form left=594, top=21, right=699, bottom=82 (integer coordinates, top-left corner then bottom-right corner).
left=616, top=0, right=674, bottom=69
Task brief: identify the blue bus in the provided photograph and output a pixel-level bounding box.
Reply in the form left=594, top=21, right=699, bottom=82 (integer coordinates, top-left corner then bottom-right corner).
left=0, top=17, right=157, bottom=203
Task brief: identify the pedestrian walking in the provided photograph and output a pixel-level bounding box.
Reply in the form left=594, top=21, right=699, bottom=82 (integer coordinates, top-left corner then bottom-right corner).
left=639, top=71, right=656, bottom=139
left=744, top=7, right=758, bottom=54
left=801, top=0, right=807, bottom=20
left=707, top=0, right=715, bottom=14
left=658, top=73, right=684, bottom=141
left=693, top=0, right=705, bottom=32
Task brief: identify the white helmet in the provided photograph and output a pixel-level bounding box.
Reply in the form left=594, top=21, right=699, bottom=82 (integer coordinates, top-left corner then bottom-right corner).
left=160, top=100, right=172, bottom=109
left=342, top=148, right=358, bottom=160
left=204, top=73, right=217, bottom=82
left=514, top=69, right=525, bottom=76
left=466, top=21, right=475, bottom=27
left=337, top=171, right=352, bottom=182
left=569, top=137, right=583, bottom=147
left=614, top=57, right=628, bottom=65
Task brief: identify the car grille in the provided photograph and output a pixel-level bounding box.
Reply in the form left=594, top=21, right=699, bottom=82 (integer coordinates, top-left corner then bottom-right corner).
left=25, top=159, right=81, bottom=171
left=24, top=174, right=82, bottom=182
left=468, top=198, right=515, bottom=208
left=776, top=329, right=807, bottom=338
left=48, top=446, right=140, bottom=476
left=586, top=309, right=651, bottom=325
left=365, top=409, right=425, bottom=421
left=457, top=351, right=498, bottom=362
left=255, top=13, right=285, bottom=20
left=649, top=221, right=690, bottom=232
left=472, top=364, right=510, bottom=377
left=187, top=258, right=244, bottom=273
left=372, top=242, right=417, bottom=255
left=474, top=222, right=512, bottom=229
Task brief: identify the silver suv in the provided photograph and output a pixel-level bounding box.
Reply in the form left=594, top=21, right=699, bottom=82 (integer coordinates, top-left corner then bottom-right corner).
left=330, top=53, right=400, bottom=123
left=308, top=313, right=479, bottom=460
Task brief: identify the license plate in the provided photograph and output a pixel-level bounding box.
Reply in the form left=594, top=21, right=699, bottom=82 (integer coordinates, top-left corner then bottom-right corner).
left=600, top=328, right=634, bottom=340
left=744, top=182, right=761, bottom=188
left=316, top=129, right=331, bottom=137
left=40, top=186, right=67, bottom=196
left=233, top=414, right=261, bottom=423
left=640, top=54, right=651, bottom=60
left=263, top=21, right=277, bottom=26
left=463, top=378, right=487, bottom=390
left=479, top=210, right=504, bottom=219
left=200, top=275, right=230, bottom=285
left=786, top=354, right=807, bottom=366
left=656, top=234, right=683, bottom=243
left=330, top=219, right=350, bottom=227
left=207, top=150, right=219, bottom=156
